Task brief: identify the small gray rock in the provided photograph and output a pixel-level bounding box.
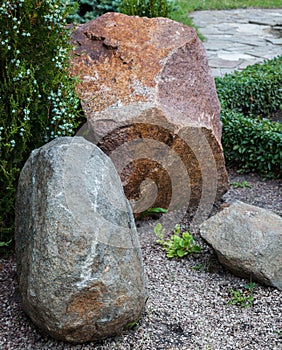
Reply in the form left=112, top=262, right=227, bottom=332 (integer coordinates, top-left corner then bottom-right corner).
left=15, top=136, right=147, bottom=343
left=200, top=201, right=282, bottom=290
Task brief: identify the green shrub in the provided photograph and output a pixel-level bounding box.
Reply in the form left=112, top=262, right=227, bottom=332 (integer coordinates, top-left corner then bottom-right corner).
left=216, top=56, right=282, bottom=178
left=66, top=0, right=122, bottom=22
left=120, top=0, right=175, bottom=18
left=215, top=56, right=282, bottom=117
left=221, top=110, right=282, bottom=178
left=0, top=0, right=85, bottom=244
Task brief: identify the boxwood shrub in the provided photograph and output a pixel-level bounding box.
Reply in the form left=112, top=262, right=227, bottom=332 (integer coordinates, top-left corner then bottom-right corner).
left=215, top=56, right=282, bottom=117
left=216, top=56, right=282, bottom=178
left=221, top=110, right=282, bottom=178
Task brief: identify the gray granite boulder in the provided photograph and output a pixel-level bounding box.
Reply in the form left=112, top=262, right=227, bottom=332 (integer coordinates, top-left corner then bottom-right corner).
left=15, top=136, right=147, bottom=343
left=200, top=201, right=282, bottom=290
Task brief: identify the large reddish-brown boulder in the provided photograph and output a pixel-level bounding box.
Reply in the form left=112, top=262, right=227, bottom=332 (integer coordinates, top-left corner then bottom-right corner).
left=70, top=12, right=229, bottom=223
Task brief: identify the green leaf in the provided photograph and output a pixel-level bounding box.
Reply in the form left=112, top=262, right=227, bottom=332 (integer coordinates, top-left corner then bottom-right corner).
left=173, top=224, right=180, bottom=235
left=0, top=239, right=12, bottom=247
left=192, top=245, right=201, bottom=253
left=182, top=232, right=191, bottom=239
left=141, top=207, right=168, bottom=219
left=149, top=207, right=168, bottom=214
left=154, top=223, right=165, bottom=239
left=177, top=249, right=186, bottom=257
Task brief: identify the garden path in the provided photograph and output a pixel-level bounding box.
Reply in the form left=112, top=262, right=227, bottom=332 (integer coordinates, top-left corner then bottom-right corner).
left=190, top=8, right=282, bottom=76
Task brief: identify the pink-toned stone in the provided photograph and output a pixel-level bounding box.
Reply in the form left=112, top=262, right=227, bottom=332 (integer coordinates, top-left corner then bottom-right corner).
left=70, top=13, right=229, bottom=221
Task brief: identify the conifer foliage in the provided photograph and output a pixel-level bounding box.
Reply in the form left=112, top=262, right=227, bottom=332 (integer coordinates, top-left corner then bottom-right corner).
left=0, top=0, right=85, bottom=244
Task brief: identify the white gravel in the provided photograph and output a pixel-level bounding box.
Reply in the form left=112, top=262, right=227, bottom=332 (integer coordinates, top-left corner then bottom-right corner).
left=1, top=170, right=281, bottom=350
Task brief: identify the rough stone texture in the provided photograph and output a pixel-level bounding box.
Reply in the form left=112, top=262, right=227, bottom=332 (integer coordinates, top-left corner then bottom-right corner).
left=70, top=13, right=229, bottom=220
left=15, top=136, right=147, bottom=343
left=200, top=201, right=282, bottom=290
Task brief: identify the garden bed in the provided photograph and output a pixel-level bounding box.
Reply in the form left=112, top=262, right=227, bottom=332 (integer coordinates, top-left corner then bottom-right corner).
left=1, top=167, right=281, bottom=350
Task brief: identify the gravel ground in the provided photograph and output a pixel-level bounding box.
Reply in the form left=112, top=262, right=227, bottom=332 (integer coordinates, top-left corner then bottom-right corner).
left=1, top=168, right=281, bottom=350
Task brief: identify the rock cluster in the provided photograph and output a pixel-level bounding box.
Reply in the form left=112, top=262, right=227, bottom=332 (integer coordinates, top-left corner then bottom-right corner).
left=15, top=13, right=236, bottom=344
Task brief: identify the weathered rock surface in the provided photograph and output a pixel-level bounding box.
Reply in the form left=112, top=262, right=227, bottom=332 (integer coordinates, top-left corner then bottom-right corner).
left=15, top=136, right=147, bottom=343
left=71, top=13, right=229, bottom=221
left=200, top=201, right=282, bottom=290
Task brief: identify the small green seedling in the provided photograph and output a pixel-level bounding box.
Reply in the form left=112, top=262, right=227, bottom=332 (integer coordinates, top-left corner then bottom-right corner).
left=230, top=180, right=252, bottom=188
left=154, top=222, right=166, bottom=241
left=124, top=313, right=142, bottom=330
left=228, top=280, right=255, bottom=308
left=154, top=223, right=201, bottom=258
left=192, top=263, right=204, bottom=271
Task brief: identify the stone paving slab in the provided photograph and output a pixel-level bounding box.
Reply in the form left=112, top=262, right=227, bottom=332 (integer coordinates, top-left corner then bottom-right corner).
left=190, top=8, right=282, bottom=76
